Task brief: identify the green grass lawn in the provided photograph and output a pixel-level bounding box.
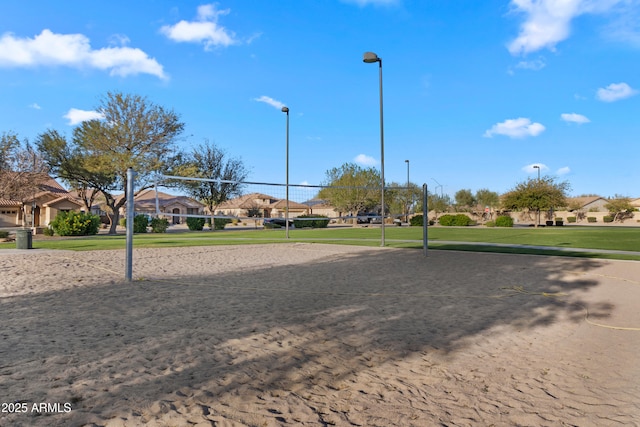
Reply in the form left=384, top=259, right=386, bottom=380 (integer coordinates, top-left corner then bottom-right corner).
left=2, top=225, right=639, bottom=260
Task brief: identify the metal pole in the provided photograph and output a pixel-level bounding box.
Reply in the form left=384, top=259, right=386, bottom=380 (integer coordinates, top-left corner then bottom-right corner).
left=534, top=165, right=540, bottom=227
left=125, top=168, right=136, bottom=282
left=282, top=106, right=290, bottom=239
left=405, top=159, right=409, bottom=223
left=423, top=183, right=428, bottom=257
left=363, top=52, right=385, bottom=246
left=378, top=59, right=385, bottom=246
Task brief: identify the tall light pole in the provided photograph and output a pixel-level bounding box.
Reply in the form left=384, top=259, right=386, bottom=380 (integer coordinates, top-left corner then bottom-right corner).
left=405, top=159, right=410, bottom=223
left=363, top=51, right=385, bottom=246
left=282, top=106, right=290, bottom=239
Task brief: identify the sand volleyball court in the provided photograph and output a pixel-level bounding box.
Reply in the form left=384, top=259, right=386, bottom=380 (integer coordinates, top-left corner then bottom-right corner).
left=1, top=243, right=639, bottom=426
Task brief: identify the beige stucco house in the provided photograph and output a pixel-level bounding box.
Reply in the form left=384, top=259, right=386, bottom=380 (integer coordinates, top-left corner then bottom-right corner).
left=119, top=189, right=206, bottom=224
left=0, top=176, right=83, bottom=228
left=565, top=196, right=609, bottom=212
left=216, top=192, right=314, bottom=219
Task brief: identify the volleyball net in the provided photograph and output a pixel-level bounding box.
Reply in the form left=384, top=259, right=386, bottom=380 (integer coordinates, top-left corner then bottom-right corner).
left=154, top=174, right=426, bottom=228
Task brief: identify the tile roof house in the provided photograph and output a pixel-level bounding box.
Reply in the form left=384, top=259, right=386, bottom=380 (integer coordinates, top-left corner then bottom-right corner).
left=0, top=176, right=83, bottom=228
left=566, top=196, right=609, bottom=212
left=118, top=189, right=206, bottom=225
left=216, top=192, right=311, bottom=218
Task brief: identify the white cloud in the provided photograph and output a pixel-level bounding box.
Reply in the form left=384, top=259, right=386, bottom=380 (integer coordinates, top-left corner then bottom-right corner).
left=602, top=2, right=640, bottom=47
left=29, top=103, right=41, bottom=110
left=0, top=29, right=166, bottom=79
left=556, top=166, right=571, bottom=175
left=515, top=57, right=546, bottom=70
left=63, top=108, right=104, bottom=126
left=507, top=0, right=625, bottom=55
left=254, top=95, right=285, bottom=110
left=561, top=112, right=590, bottom=124
left=484, top=118, right=545, bottom=138
left=596, top=82, right=638, bottom=102
left=354, top=154, right=378, bottom=166
left=160, top=4, right=237, bottom=50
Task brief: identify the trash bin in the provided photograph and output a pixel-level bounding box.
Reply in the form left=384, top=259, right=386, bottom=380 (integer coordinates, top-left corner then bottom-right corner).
left=15, top=229, right=33, bottom=250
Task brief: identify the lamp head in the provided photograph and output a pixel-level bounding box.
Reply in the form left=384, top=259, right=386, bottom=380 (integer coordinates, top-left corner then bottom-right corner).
left=363, top=52, right=380, bottom=63
left=281, top=106, right=289, bottom=113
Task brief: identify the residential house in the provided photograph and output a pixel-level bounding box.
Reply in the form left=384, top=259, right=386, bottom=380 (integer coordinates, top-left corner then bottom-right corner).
left=0, top=176, right=83, bottom=228
left=121, top=189, right=206, bottom=224
left=565, top=196, right=609, bottom=212
left=301, top=198, right=340, bottom=218
left=216, top=192, right=311, bottom=219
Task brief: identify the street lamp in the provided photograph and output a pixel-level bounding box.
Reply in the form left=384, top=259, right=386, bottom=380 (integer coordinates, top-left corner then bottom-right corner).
left=432, top=178, right=443, bottom=198
left=533, top=165, right=540, bottom=227
left=363, top=51, right=385, bottom=246
left=282, top=106, right=290, bottom=239
left=405, top=159, right=410, bottom=222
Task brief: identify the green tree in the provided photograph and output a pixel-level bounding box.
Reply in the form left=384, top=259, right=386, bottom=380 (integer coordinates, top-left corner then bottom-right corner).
left=501, top=176, right=570, bottom=227
left=317, top=163, right=381, bottom=218
left=454, top=189, right=476, bottom=212
left=385, top=181, right=422, bottom=222
left=427, top=192, right=451, bottom=219
left=174, top=140, right=249, bottom=228
left=475, top=188, right=500, bottom=210
left=0, top=133, right=49, bottom=226
left=38, top=92, right=185, bottom=234
left=605, top=196, right=635, bottom=222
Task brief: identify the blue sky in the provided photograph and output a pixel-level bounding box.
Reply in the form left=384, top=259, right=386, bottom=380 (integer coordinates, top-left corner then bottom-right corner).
left=1, top=0, right=639, bottom=198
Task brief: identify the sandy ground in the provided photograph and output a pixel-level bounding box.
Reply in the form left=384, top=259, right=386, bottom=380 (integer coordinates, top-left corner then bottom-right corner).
left=1, top=243, right=639, bottom=427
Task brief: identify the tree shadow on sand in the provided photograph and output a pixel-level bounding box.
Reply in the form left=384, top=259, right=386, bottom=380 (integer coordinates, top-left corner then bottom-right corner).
left=1, top=247, right=625, bottom=426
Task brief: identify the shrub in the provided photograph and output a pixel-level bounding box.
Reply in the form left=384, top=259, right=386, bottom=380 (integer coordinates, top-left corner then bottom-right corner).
left=293, top=214, right=330, bottom=228
left=0, top=231, right=9, bottom=239
left=133, top=215, right=148, bottom=233
left=409, top=215, right=424, bottom=226
left=438, top=214, right=473, bottom=226
left=567, top=216, right=576, bottom=223
left=42, top=227, right=54, bottom=236
left=214, top=218, right=232, bottom=230
left=603, top=215, right=614, bottom=223
left=495, top=215, right=514, bottom=227
left=484, top=220, right=496, bottom=227
left=119, top=217, right=126, bottom=227
left=186, top=217, right=206, bottom=231
left=263, top=222, right=281, bottom=229
left=150, top=217, right=169, bottom=233
left=50, top=211, right=100, bottom=236
left=587, top=217, right=597, bottom=223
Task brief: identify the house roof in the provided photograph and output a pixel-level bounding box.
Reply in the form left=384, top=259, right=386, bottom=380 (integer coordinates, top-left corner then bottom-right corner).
left=217, top=193, right=278, bottom=210
left=217, top=193, right=313, bottom=211
left=567, top=196, right=606, bottom=208
left=270, top=199, right=310, bottom=210
left=132, top=189, right=204, bottom=209
left=302, top=198, right=333, bottom=208
left=0, top=175, right=70, bottom=206
left=42, top=195, right=84, bottom=208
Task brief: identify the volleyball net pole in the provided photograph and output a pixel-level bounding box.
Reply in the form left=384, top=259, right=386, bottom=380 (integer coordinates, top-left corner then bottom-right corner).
left=125, top=168, right=136, bottom=282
